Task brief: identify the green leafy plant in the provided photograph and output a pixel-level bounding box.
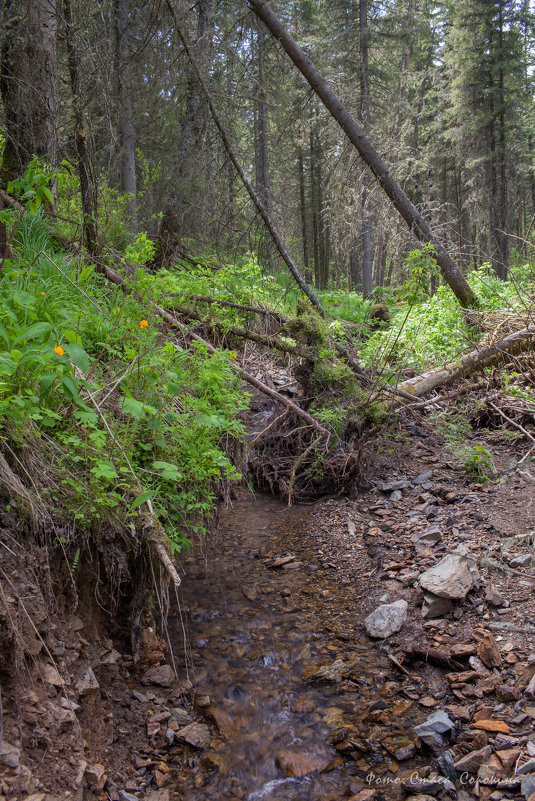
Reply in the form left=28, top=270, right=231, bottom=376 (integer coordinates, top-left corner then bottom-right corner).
left=462, top=445, right=495, bottom=481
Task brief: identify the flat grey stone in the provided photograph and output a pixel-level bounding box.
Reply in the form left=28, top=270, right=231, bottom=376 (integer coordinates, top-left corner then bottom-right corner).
left=364, top=600, right=408, bottom=639
left=419, top=548, right=479, bottom=600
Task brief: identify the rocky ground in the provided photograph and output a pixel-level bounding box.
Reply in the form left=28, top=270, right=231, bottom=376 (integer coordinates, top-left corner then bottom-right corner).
left=1, top=405, right=534, bottom=801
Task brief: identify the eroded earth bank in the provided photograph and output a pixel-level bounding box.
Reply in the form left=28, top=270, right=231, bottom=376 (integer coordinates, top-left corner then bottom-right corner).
left=1, top=432, right=535, bottom=801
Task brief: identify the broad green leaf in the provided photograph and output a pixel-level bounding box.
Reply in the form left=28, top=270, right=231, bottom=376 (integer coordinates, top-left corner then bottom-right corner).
left=120, top=396, right=157, bottom=419
left=13, top=322, right=52, bottom=345
left=151, top=460, right=183, bottom=481
left=66, top=342, right=90, bottom=374
left=90, top=460, right=118, bottom=481
left=129, top=490, right=154, bottom=511
left=60, top=374, right=80, bottom=400
left=63, top=329, right=83, bottom=345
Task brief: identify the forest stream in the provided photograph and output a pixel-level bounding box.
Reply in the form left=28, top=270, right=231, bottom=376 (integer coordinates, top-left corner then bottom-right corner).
left=169, top=495, right=426, bottom=801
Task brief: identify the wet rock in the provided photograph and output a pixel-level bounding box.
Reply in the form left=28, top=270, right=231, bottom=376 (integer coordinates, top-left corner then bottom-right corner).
left=276, top=748, right=331, bottom=777
left=419, top=548, right=479, bottom=599
left=477, top=633, right=501, bottom=668
left=241, top=586, right=258, bottom=601
left=142, top=664, right=175, bottom=687
left=132, top=690, right=148, bottom=703
left=364, top=600, right=408, bottom=639
left=175, top=721, right=211, bottom=748
left=421, top=593, right=452, bottom=619
left=303, top=658, right=346, bottom=684
left=268, top=555, right=296, bottom=568
left=518, top=760, right=535, bottom=775
left=454, top=745, right=493, bottom=772
left=84, top=763, right=106, bottom=789
left=76, top=665, right=100, bottom=696
left=414, top=710, right=455, bottom=749
left=119, top=793, right=139, bottom=801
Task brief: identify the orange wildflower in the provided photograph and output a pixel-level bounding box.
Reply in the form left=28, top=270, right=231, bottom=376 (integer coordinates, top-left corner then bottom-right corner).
left=54, top=346, right=64, bottom=356
left=140, top=319, right=148, bottom=328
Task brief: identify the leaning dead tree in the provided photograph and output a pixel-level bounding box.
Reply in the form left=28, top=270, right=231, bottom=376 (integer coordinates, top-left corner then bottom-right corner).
left=164, top=0, right=325, bottom=318
left=247, top=0, right=479, bottom=310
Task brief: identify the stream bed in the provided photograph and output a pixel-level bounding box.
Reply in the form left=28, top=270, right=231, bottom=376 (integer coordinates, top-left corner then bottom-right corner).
left=169, top=495, right=427, bottom=801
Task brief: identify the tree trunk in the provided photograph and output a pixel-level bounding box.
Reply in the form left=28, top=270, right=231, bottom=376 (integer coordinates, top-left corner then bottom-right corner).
left=255, top=25, right=273, bottom=269
left=310, top=128, right=321, bottom=286
left=497, top=0, right=508, bottom=278
left=63, top=0, right=100, bottom=258
left=156, top=0, right=215, bottom=267
left=115, top=0, right=138, bottom=233
left=247, top=0, right=479, bottom=309
left=358, top=0, right=373, bottom=298
left=298, top=146, right=312, bottom=283
left=0, top=0, right=59, bottom=186
left=165, top=0, right=324, bottom=315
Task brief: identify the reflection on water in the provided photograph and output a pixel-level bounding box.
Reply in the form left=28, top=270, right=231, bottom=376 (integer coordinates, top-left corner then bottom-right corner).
left=169, top=496, right=423, bottom=800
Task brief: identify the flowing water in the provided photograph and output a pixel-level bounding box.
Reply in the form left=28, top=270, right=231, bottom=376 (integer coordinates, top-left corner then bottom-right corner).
left=169, top=496, right=425, bottom=800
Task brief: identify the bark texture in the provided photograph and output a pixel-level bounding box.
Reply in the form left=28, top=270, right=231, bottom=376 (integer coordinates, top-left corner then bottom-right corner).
left=247, top=0, right=479, bottom=309
left=115, top=0, right=138, bottom=233
left=0, top=0, right=59, bottom=185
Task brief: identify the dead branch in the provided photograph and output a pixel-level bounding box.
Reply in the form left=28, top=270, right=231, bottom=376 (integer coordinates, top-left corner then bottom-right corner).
left=397, top=329, right=535, bottom=397
left=488, top=400, right=535, bottom=445
left=191, top=295, right=287, bottom=323
left=93, top=261, right=329, bottom=437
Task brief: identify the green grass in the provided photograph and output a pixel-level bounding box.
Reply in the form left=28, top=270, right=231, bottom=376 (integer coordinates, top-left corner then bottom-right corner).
left=0, top=211, right=249, bottom=551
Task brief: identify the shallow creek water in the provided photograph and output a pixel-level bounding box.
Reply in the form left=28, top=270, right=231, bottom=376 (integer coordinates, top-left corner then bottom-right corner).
left=169, top=496, right=426, bottom=801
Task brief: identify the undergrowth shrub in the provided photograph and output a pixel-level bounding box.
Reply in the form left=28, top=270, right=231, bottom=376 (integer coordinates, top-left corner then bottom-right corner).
left=0, top=212, right=248, bottom=552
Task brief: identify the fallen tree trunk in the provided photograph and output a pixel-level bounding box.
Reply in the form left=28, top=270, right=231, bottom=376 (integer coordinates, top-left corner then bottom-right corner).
left=397, top=329, right=535, bottom=398
left=247, top=0, right=479, bottom=310
left=191, top=295, right=287, bottom=323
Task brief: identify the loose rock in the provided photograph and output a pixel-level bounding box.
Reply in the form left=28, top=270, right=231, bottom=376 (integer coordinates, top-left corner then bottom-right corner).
left=419, top=548, right=479, bottom=599
left=414, top=710, right=455, bottom=749
left=364, top=599, right=408, bottom=638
